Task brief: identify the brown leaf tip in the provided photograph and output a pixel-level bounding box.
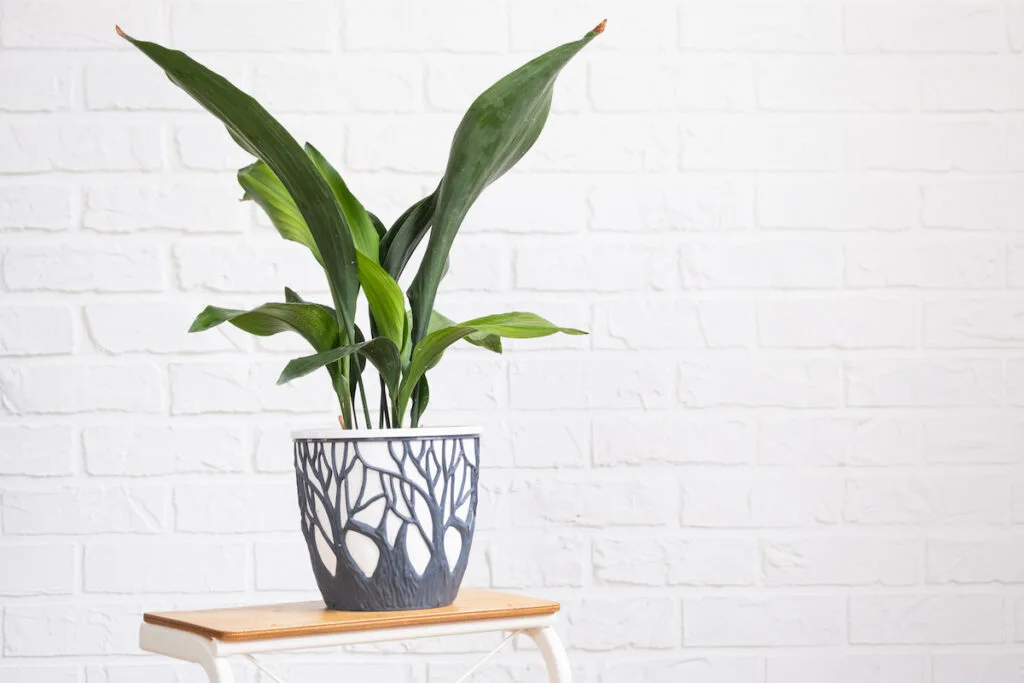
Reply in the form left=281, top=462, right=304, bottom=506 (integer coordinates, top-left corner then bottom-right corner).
left=114, top=24, right=126, bottom=38
left=593, top=19, right=607, bottom=34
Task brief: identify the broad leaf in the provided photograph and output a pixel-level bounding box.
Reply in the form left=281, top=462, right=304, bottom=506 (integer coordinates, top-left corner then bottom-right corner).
left=189, top=302, right=339, bottom=352
left=380, top=190, right=437, bottom=279
left=305, top=143, right=379, bottom=262
left=239, top=161, right=322, bottom=265
left=117, top=28, right=359, bottom=344
left=368, top=212, right=387, bottom=239
left=356, top=253, right=406, bottom=351
left=406, top=22, right=603, bottom=345
left=429, top=310, right=501, bottom=354
left=278, top=337, right=401, bottom=397
left=395, top=312, right=585, bottom=424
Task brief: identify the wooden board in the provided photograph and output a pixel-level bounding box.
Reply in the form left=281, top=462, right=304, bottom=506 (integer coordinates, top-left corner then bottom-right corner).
left=143, top=589, right=560, bottom=642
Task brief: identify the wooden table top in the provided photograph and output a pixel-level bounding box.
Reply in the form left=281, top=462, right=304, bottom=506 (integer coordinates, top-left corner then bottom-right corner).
left=143, top=589, right=561, bottom=642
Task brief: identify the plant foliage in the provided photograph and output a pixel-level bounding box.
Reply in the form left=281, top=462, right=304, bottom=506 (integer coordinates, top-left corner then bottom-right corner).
left=117, top=20, right=602, bottom=428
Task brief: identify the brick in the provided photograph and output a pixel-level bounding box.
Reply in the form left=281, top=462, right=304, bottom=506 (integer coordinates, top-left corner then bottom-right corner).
left=844, top=475, right=1010, bottom=524
left=0, top=364, right=163, bottom=414
left=427, top=54, right=585, bottom=114
left=928, top=536, right=1024, bottom=583
left=846, top=359, right=1003, bottom=407
left=768, top=655, right=926, bottom=683
left=487, top=532, right=586, bottom=588
left=0, top=185, right=73, bottom=231
left=85, top=302, right=243, bottom=354
left=925, top=417, right=1024, bottom=464
left=763, top=537, right=920, bottom=586
left=175, top=481, right=295, bottom=532
left=174, top=244, right=326, bottom=293
left=681, top=240, right=842, bottom=289
left=0, top=545, right=75, bottom=595
left=0, top=426, right=74, bottom=476
left=343, top=0, right=506, bottom=52
left=590, top=56, right=755, bottom=112
left=461, top=176, right=587, bottom=234
left=406, top=357, right=505, bottom=413
left=254, top=423, right=295, bottom=473
left=0, top=55, right=73, bottom=111
left=849, top=595, right=1004, bottom=644
left=4, top=246, right=165, bottom=292
left=682, top=119, right=843, bottom=171
left=566, top=598, right=679, bottom=651
left=520, top=116, right=677, bottom=173
left=846, top=121, right=1024, bottom=172
left=0, top=667, right=80, bottom=683
left=594, top=537, right=758, bottom=587
left=84, top=542, right=247, bottom=593
left=345, top=118, right=451, bottom=174
left=926, top=299, right=1024, bottom=348
left=516, top=243, right=677, bottom=292
left=679, top=360, right=841, bottom=408
left=506, top=476, right=677, bottom=528
left=254, top=538, right=317, bottom=591
left=923, top=61, right=1024, bottom=111
left=171, top=1, right=333, bottom=51
left=759, top=57, right=918, bottom=111
left=169, top=362, right=335, bottom=415
left=252, top=57, right=421, bottom=113
left=847, top=240, right=1003, bottom=289
left=682, top=473, right=841, bottom=528
left=684, top=596, right=844, bottom=646
left=511, top=1, right=676, bottom=53
left=436, top=242, right=509, bottom=293
left=601, top=659, right=764, bottom=683
left=590, top=177, right=755, bottom=232
left=510, top=359, right=674, bottom=410
left=85, top=662, right=217, bottom=683
left=759, top=297, right=917, bottom=348
left=0, top=0, right=167, bottom=48
left=757, top=179, right=918, bottom=230
left=83, top=178, right=245, bottom=233
left=83, top=425, right=246, bottom=475
left=0, top=124, right=162, bottom=172
left=933, top=655, right=1024, bottom=683
left=845, top=5, right=1004, bottom=54
left=594, top=416, right=754, bottom=467
left=85, top=56, right=238, bottom=111
left=759, top=418, right=924, bottom=466
left=2, top=486, right=171, bottom=534
left=594, top=299, right=754, bottom=350
left=174, top=123, right=273, bottom=171
left=3, top=604, right=144, bottom=656
left=0, top=306, right=74, bottom=355
left=1007, top=245, right=1024, bottom=287
left=680, top=3, right=839, bottom=53
left=503, top=417, right=589, bottom=469
left=0, top=362, right=161, bottom=417
left=922, top=180, right=1024, bottom=230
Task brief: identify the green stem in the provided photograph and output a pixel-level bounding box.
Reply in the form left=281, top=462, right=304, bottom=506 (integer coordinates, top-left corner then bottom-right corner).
left=357, top=375, right=372, bottom=429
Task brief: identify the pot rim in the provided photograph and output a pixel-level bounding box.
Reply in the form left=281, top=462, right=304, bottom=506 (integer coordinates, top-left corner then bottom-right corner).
left=291, top=425, right=483, bottom=440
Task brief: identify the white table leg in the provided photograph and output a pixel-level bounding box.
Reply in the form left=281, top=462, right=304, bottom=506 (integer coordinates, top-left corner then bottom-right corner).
left=525, top=626, right=572, bottom=683
left=199, top=658, right=235, bottom=683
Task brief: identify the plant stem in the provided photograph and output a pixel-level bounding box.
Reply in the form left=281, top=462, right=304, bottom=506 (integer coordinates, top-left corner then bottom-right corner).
left=357, top=375, right=372, bottom=429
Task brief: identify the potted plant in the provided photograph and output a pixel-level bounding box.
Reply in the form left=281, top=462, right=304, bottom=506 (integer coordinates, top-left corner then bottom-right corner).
left=117, top=19, right=604, bottom=611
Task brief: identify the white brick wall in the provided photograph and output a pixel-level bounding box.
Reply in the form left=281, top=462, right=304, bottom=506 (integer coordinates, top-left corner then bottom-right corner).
left=2, top=0, right=1024, bottom=680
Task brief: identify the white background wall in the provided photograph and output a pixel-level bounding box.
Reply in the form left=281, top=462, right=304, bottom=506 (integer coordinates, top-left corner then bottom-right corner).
left=1, top=0, right=1023, bottom=681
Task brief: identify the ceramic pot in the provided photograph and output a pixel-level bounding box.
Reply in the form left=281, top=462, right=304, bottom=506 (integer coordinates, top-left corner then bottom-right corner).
left=292, top=427, right=480, bottom=611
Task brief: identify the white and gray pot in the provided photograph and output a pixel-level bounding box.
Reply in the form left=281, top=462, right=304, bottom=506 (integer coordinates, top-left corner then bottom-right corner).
left=292, top=427, right=480, bottom=611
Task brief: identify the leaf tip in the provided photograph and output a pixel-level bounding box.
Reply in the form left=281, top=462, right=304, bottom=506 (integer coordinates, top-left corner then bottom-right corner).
left=592, top=19, right=607, bottom=34
left=114, top=24, right=127, bottom=38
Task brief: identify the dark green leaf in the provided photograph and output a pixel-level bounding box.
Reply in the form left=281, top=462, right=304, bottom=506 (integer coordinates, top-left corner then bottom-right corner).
left=278, top=337, right=401, bottom=397
left=117, top=28, right=359, bottom=343
left=380, top=190, right=437, bottom=279
left=189, top=302, right=339, bottom=352
left=406, top=23, right=602, bottom=346
left=429, top=310, right=502, bottom=354
left=368, top=212, right=387, bottom=240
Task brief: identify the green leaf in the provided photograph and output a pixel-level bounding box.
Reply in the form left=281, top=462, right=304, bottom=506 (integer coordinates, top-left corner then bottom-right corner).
left=406, top=22, right=602, bottom=346
left=278, top=337, right=401, bottom=397
left=305, top=143, right=380, bottom=263
left=189, top=302, right=339, bottom=352
left=368, top=212, right=387, bottom=240
left=429, top=310, right=502, bottom=354
left=283, top=287, right=303, bottom=304
left=117, top=28, right=359, bottom=345
left=395, top=311, right=585, bottom=424
left=380, top=190, right=437, bottom=279
left=356, top=253, right=406, bottom=351
left=238, top=160, right=322, bottom=265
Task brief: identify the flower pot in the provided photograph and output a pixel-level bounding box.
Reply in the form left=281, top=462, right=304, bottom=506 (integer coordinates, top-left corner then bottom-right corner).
left=292, top=427, right=480, bottom=611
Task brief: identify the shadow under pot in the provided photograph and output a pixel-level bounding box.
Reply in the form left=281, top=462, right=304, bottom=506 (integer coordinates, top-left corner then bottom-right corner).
left=291, top=428, right=481, bottom=612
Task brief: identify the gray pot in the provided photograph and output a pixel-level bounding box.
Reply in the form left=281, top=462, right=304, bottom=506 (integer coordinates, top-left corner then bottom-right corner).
left=292, top=427, right=480, bottom=611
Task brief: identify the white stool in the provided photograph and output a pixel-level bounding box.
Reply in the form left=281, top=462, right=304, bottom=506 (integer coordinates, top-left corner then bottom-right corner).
left=139, top=588, right=572, bottom=683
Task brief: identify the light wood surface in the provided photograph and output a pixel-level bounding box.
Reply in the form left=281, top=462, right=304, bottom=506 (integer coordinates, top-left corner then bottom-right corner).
left=143, top=589, right=561, bottom=642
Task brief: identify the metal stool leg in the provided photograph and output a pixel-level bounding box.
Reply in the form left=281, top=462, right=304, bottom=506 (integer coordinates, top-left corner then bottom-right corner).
left=524, top=626, right=572, bottom=683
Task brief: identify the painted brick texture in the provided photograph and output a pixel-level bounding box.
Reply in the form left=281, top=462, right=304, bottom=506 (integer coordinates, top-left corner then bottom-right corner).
left=1, top=0, right=1023, bottom=681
